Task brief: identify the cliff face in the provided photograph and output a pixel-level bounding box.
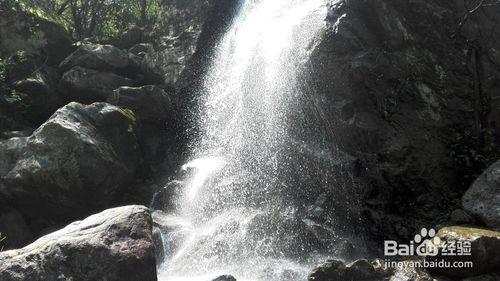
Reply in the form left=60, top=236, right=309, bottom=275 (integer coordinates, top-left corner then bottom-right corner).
left=307, top=0, right=500, bottom=239
left=145, top=0, right=239, bottom=92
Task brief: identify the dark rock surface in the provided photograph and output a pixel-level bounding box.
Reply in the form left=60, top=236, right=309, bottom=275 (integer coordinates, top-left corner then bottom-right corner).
left=212, top=275, right=237, bottom=281
left=0, top=208, right=33, bottom=250
left=307, top=0, right=500, bottom=240
left=431, top=226, right=500, bottom=277
left=129, top=43, right=154, bottom=57
left=0, top=205, right=157, bottom=281
left=462, top=160, right=500, bottom=230
left=108, top=85, right=172, bottom=123
left=60, top=66, right=135, bottom=103
left=59, top=43, right=135, bottom=75
left=0, top=102, right=141, bottom=222
left=0, top=11, right=74, bottom=65
left=307, top=259, right=430, bottom=281
left=11, top=66, right=64, bottom=122
left=144, top=0, right=239, bottom=89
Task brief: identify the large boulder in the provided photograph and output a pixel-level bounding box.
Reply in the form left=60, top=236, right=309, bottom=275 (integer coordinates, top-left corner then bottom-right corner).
left=11, top=66, right=64, bottom=122
left=59, top=43, right=133, bottom=74
left=307, top=259, right=429, bottom=281
left=306, top=0, right=500, bottom=240
left=108, top=85, right=172, bottom=123
left=0, top=11, right=74, bottom=65
left=0, top=102, right=141, bottom=222
left=107, top=85, right=175, bottom=172
left=462, top=160, right=500, bottom=230
left=430, top=226, right=500, bottom=277
left=0, top=205, right=157, bottom=281
left=59, top=66, right=135, bottom=103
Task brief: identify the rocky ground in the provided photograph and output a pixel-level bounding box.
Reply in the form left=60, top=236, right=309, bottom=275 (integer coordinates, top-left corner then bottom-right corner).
left=0, top=0, right=499, bottom=280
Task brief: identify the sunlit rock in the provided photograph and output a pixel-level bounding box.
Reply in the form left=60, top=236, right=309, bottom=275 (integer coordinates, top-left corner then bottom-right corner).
left=0, top=205, right=157, bottom=281
left=0, top=102, right=140, bottom=223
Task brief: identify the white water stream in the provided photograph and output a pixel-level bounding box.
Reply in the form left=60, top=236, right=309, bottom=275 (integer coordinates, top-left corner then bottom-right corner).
left=156, top=1, right=348, bottom=280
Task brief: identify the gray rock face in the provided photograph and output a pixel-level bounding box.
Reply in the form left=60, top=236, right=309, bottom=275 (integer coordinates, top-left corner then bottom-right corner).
left=308, top=259, right=433, bottom=281
left=308, top=259, right=394, bottom=281
left=212, top=275, right=237, bottom=281
left=463, top=160, right=500, bottom=230
left=0, top=137, right=27, bottom=177
left=306, top=0, right=500, bottom=239
left=0, top=102, right=140, bottom=221
left=0, top=205, right=157, bottom=281
left=108, top=85, right=172, bottom=123
left=59, top=43, right=131, bottom=73
left=144, top=0, right=238, bottom=88
left=60, top=66, right=135, bottom=103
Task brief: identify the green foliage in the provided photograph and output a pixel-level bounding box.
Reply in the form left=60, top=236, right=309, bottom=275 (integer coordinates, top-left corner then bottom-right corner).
left=0, top=58, right=9, bottom=85
left=12, top=0, right=161, bottom=41
left=450, top=128, right=500, bottom=188
left=0, top=52, right=32, bottom=116
left=0, top=0, right=22, bottom=11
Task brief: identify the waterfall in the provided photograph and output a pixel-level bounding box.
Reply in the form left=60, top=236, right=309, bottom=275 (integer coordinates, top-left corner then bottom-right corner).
left=156, top=0, right=359, bottom=280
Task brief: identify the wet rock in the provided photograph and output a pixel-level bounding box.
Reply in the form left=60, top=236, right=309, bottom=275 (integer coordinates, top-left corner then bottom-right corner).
left=0, top=102, right=140, bottom=222
left=308, top=258, right=439, bottom=281
left=389, top=261, right=433, bottom=281
left=0, top=208, right=33, bottom=250
left=212, top=275, right=237, bottom=281
left=462, top=160, right=500, bottom=230
left=0, top=205, right=157, bottom=281
left=246, top=210, right=322, bottom=259
left=60, top=43, right=131, bottom=73
left=60, top=66, right=135, bottom=103
left=431, top=226, right=500, bottom=277
left=462, top=273, right=500, bottom=281
left=308, top=0, right=500, bottom=240
left=450, top=209, right=475, bottom=225
left=108, top=85, right=172, bottom=123
left=152, top=226, right=165, bottom=265
left=308, top=259, right=392, bottom=281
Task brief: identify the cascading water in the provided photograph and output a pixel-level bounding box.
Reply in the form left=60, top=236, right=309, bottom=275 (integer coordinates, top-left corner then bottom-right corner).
left=156, top=0, right=363, bottom=280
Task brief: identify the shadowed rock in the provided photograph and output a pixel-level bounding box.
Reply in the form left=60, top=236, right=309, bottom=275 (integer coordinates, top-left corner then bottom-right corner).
left=463, top=160, right=500, bottom=230
left=430, top=226, right=500, bottom=277
left=59, top=66, right=135, bottom=103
